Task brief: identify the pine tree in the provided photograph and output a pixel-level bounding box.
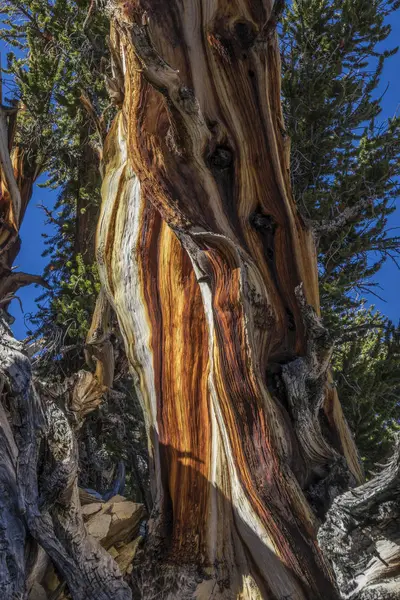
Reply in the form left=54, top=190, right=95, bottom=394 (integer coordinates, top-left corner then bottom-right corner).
left=0, top=1, right=400, bottom=599
left=281, top=0, right=400, bottom=468
left=282, top=0, right=400, bottom=320
left=333, top=308, right=400, bottom=472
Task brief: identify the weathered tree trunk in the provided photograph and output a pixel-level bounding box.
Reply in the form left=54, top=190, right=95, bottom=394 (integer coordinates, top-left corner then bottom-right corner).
left=0, top=103, right=49, bottom=303
left=96, top=2, right=366, bottom=598
left=0, top=310, right=133, bottom=600
left=319, top=438, right=400, bottom=600
left=2, top=2, right=399, bottom=599
left=0, top=100, right=132, bottom=599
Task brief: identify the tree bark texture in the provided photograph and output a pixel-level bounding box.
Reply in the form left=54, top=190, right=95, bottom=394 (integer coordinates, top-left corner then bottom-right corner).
left=319, top=436, right=400, bottom=600
left=97, top=2, right=365, bottom=598
left=0, top=312, right=132, bottom=600
left=0, top=104, right=132, bottom=598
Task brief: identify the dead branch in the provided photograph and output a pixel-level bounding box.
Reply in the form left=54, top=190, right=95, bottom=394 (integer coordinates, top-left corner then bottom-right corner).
left=319, top=435, right=400, bottom=599
left=313, top=198, right=372, bottom=237
left=0, top=271, right=50, bottom=302
left=0, top=311, right=132, bottom=600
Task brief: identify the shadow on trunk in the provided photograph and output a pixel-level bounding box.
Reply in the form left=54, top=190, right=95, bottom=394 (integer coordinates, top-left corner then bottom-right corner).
left=132, top=434, right=339, bottom=600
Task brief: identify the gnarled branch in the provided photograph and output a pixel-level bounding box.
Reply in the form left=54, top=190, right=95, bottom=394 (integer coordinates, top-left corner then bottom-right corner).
left=0, top=311, right=132, bottom=600
left=319, top=435, right=400, bottom=599
left=0, top=270, right=50, bottom=303
left=282, top=284, right=357, bottom=517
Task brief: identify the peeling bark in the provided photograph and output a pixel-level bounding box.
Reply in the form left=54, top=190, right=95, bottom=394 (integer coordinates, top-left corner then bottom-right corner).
left=69, top=289, right=114, bottom=424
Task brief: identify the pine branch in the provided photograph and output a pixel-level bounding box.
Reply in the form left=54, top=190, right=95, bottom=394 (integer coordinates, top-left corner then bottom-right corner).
left=312, top=198, right=372, bottom=237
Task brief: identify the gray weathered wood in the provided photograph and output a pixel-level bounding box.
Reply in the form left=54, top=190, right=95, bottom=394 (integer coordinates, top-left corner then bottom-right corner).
left=0, top=311, right=132, bottom=600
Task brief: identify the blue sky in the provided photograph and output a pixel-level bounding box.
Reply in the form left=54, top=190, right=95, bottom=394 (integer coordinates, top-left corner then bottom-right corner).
left=1, top=9, right=400, bottom=339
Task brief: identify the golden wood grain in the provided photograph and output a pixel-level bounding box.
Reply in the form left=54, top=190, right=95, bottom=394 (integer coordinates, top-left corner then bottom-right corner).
left=97, top=2, right=363, bottom=597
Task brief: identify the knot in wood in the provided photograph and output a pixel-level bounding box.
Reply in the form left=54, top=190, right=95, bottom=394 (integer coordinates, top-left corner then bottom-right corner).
left=233, top=20, right=257, bottom=49
left=249, top=211, right=276, bottom=232
left=177, top=85, right=199, bottom=115
left=46, top=404, right=73, bottom=462
left=208, top=146, right=233, bottom=170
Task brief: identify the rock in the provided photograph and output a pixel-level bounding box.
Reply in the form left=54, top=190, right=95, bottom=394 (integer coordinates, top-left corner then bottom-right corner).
left=103, top=501, right=144, bottom=548
left=86, top=512, right=112, bottom=541
left=81, top=502, right=103, bottom=520
left=28, top=582, right=48, bottom=600
left=105, top=494, right=126, bottom=504
left=115, top=537, right=142, bottom=574
left=40, top=497, right=145, bottom=596
left=84, top=497, right=145, bottom=549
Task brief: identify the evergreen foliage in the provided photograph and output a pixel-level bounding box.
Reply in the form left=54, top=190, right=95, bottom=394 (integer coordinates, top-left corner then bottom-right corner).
left=331, top=307, right=400, bottom=472
left=281, top=0, right=400, bottom=318
left=50, top=253, right=100, bottom=340
left=281, top=0, right=400, bottom=465
left=1, top=0, right=110, bottom=362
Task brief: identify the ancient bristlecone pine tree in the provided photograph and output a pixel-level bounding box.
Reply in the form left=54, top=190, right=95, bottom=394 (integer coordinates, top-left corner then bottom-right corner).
left=97, top=1, right=399, bottom=598
left=1, top=1, right=400, bottom=599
